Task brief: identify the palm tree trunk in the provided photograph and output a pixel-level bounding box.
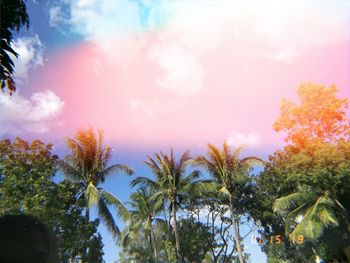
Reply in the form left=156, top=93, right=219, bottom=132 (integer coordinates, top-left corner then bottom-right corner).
left=150, top=223, right=158, bottom=262
left=81, top=207, right=90, bottom=263
left=230, top=198, right=244, bottom=263
left=172, top=200, right=182, bottom=262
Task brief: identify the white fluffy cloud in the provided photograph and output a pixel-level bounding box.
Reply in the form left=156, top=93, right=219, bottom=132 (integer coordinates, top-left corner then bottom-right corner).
left=227, top=132, right=261, bottom=148
left=148, top=43, right=204, bottom=96
left=11, top=35, right=44, bottom=83
left=69, top=0, right=142, bottom=44
left=57, top=0, right=349, bottom=96
left=49, top=6, right=62, bottom=28
left=0, top=90, right=64, bottom=136
left=148, top=0, right=349, bottom=95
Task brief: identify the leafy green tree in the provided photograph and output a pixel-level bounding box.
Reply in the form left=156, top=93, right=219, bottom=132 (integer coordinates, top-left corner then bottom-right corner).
left=59, top=128, right=134, bottom=262
left=251, top=82, right=350, bottom=262
left=87, top=233, right=105, bottom=263
left=131, top=149, right=204, bottom=262
left=252, top=142, right=350, bottom=262
left=272, top=141, right=350, bottom=261
left=0, top=0, right=29, bottom=93
left=251, top=156, right=312, bottom=262
left=195, top=143, right=264, bottom=263
left=52, top=180, right=104, bottom=263
left=269, top=83, right=350, bottom=261
left=178, top=217, right=212, bottom=263
left=0, top=138, right=57, bottom=215
left=0, top=138, right=104, bottom=262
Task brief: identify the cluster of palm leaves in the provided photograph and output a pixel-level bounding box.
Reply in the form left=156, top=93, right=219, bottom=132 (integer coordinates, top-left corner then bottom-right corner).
left=273, top=185, right=349, bottom=242
left=58, top=129, right=134, bottom=262
left=58, top=128, right=264, bottom=263
left=59, top=128, right=350, bottom=262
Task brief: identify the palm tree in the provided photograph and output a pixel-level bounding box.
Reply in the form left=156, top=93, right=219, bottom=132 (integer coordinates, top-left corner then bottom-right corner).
left=59, top=128, right=134, bottom=262
left=123, top=187, right=164, bottom=261
left=273, top=185, right=350, bottom=261
left=195, top=142, right=264, bottom=263
left=1, top=0, right=29, bottom=94
left=131, top=149, right=204, bottom=262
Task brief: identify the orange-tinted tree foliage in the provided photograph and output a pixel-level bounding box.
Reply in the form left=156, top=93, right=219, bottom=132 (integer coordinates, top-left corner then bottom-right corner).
left=274, top=82, right=350, bottom=146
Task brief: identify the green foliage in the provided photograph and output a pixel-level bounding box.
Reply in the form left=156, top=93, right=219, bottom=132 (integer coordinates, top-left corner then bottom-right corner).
left=87, top=233, right=105, bottom=263
left=119, top=221, right=174, bottom=263
left=178, top=218, right=212, bottom=263
left=0, top=0, right=29, bottom=93
left=269, top=90, right=350, bottom=261
left=0, top=138, right=57, bottom=215
left=122, top=186, right=164, bottom=261
left=252, top=140, right=350, bottom=262
left=274, top=187, right=339, bottom=241
left=0, top=138, right=104, bottom=262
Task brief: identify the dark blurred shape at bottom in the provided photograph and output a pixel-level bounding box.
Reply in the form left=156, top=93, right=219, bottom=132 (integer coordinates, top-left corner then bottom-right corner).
left=0, top=214, right=55, bottom=263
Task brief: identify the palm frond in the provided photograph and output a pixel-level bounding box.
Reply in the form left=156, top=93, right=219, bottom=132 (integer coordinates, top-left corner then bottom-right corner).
left=194, top=156, right=220, bottom=177
left=207, top=143, right=225, bottom=174
left=191, top=179, right=216, bottom=197
left=240, top=156, right=265, bottom=168
left=86, top=182, right=100, bottom=208
left=284, top=203, right=308, bottom=236
left=219, top=186, right=231, bottom=197
left=309, top=195, right=338, bottom=227
left=130, top=176, right=158, bottom=190
left=57, top=159, right=83, bottom=182
left=273, top=191, right=316, bottom=214
left=102, top=191, right=130, bottom=221
left=232, top=145, right=244, bottom=159
left=288, top=195, right=339, bottom=242
left=103, top=164, right=134, bottom=178
left=97, top=197, right=120, bottom=239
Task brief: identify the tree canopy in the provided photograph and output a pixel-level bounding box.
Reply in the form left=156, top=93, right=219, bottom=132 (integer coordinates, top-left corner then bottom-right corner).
left=274, top=82, right=350, bottom=146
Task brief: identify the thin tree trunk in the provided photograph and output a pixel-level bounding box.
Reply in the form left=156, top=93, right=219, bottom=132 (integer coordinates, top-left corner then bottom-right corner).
left=150, top=223, right=158, bottom=262
left=85, top=207, right=90, bottom=225
left=230, top=198, right=244, bottom=263
left=81, top=207, right=90, bottom=263
left=172, top=200, right=182, bottom=262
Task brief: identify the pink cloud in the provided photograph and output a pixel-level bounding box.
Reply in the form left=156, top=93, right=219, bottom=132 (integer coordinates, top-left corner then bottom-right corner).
left=29, top=1, right=350, bottom=150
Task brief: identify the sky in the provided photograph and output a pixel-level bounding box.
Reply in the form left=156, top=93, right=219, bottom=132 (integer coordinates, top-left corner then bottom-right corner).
left=1, top=0, right=350, bottom=262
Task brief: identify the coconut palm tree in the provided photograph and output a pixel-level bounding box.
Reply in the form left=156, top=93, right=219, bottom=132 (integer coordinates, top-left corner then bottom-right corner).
left=124, top=186, right=164, bottom=261
left=195, top=142, right=264, bottom=263
left=273, top=185, right=350, bottom=261
left=131, top=149, right=204, bottom=262
left=59, top=128, right=134, bottom=262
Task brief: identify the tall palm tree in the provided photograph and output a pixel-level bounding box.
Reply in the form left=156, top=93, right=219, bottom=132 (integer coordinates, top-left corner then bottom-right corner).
left=131, top=149, right=204, bottom=262
left=273, top=185, right=350, bottom=261
left=195, top=142, right=264, bottom=263
left=123, top=187, right=164, bottom=261
left=59, top=128, right=134, bottom=261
